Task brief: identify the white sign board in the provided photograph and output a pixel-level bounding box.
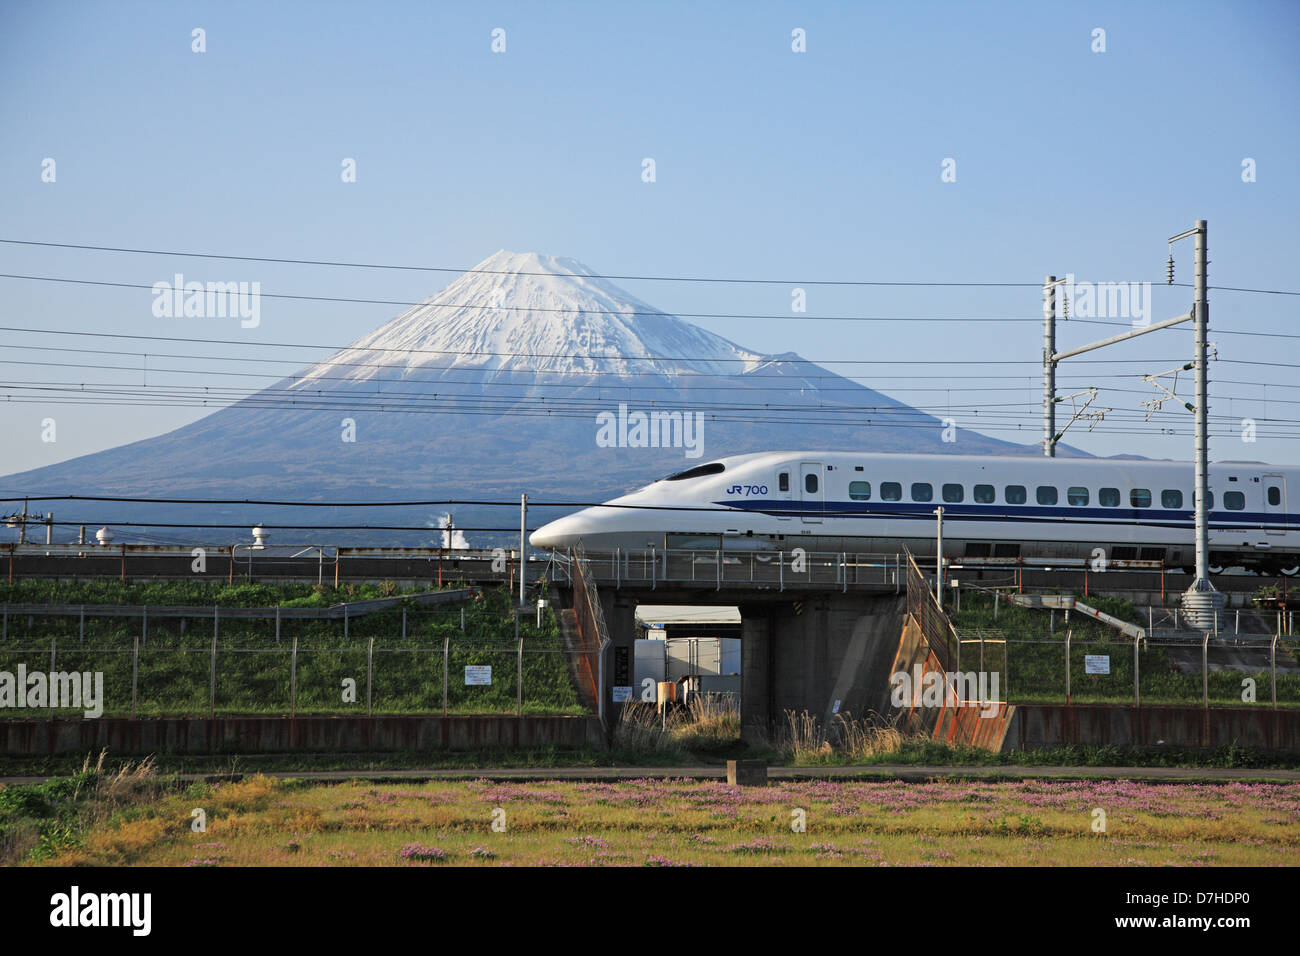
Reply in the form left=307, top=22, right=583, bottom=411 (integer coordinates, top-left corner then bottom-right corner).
left=612, top=686, right=633, bottom=703
left=464, top=665, right=492, bottom=686
left=1084, top=655, right=1111, bottom=675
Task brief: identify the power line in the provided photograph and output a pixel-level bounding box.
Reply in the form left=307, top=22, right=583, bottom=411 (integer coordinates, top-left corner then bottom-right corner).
left=0, top=325, right=1236, bottom=367
left=3, top=272, right=1298, bottom=337
left=3, top=378, right=1295, bottom=425
left=0, top=274, right=1059, bottom=323
left=5, top=238, right=1297, bottom=295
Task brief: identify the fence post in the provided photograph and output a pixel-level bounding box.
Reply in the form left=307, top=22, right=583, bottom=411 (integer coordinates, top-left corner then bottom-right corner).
left=290, top=633, right=298, bottom=719
left=210, top=616, right=218, bottom=718
left=716, top=550, right=721, bottom=590
left=595, top=642, right=605, bottom=723
left=402, top=607, right=406, bottom=641
left=142, top=605, right=147, bottom=646
left=210, top=606, right=219, bottom=717
left=460, top=608, right=465, bottom=633
left=50, top=636, right=56, bottom=717
left=651, top=546, right=656, bottom=590
left=516, top=618, right=523, bottom=719
left=367, top=637, right=374, bottom=717
left=1202, top=632, right=1210, bottom=709
left=779, top=551, right=784, bottom=592
left=1271, top=632, right=1278, bottom=710
left=276, top=604, right=281, bottom=645
left=80, top=605, right=85, bottom=643
left=443, top=635, right=449, bottom=716
left=1133, top=634, right=1140, bottom=708
left=994, top=591, right=999, bottom=622
left=1065, top=629, right=1071, bottom=704
left=344, top=605, right=349, bottom=641
left=131, top=632, right=139, bottom=718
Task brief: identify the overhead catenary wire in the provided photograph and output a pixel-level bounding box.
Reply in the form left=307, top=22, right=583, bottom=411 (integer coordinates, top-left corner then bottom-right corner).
left=1, top=274, right=1298, bottom=338
left=0, top=324, right=1285, bottom=367
left=3, top=237, right=1297, bottom=295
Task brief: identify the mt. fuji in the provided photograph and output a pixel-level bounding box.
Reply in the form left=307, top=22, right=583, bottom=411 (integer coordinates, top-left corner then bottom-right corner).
left=1, top=251, right=1058, bottom=544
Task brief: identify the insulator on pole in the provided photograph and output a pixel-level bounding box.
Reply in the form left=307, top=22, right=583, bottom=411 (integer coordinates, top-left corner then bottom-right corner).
left=1166, top=252, right=1175, bottom=284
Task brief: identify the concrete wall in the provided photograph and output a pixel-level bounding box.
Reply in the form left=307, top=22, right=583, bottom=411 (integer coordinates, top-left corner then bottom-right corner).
left=0, top=715, right=608, bottom=756
left=739, top=594, right=905, bottom=738
left=1006, top=704, right=1300, bottom=753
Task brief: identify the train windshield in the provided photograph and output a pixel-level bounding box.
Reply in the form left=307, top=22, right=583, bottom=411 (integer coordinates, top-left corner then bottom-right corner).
left=663, top=462, right=726, bottom=482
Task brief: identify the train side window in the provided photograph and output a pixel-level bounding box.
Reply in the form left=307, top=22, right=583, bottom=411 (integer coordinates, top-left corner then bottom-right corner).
left=1161, top=489, right=1183, bottom=509
left=1099, top=487, right=1120, bottom=507
left=942, top=483, right=963, bottom=503
left=1224, top=491, right=1245, bottom=510
left=849, top=481, right=871, bottom=501
left=1268, top=486, right=1282, bottom=506
left=778, top=473, right=789, bottom=492
left=973, top=484, right=995, bottom=504
left=805, top=474, right=819, bottom=494
left=911, top=482, right=933, bottom=502
left=1036, top=486, right=1058, bottom=506
left=881, top=482, right=902, bottom=501
left=1067, top=487, right=1089, bottom=506
left=1004, top=485, right=1027, bottom=505
left=1131, top=489, right=1152, bottom=508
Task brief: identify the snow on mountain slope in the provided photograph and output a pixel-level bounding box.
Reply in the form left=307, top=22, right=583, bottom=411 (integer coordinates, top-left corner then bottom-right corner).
left=294, top=251, right=766, bottom=384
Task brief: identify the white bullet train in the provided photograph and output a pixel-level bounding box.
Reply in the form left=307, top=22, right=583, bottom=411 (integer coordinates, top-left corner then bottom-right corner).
left=530, top=452, right=1300, bottom=575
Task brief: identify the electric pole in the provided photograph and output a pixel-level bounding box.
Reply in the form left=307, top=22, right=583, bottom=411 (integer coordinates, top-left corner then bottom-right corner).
left=1043, top=275, right=1056, bottom=456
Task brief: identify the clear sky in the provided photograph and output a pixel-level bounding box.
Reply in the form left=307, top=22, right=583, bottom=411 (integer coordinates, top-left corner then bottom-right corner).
left=2, top=0, right=1298, bottom=475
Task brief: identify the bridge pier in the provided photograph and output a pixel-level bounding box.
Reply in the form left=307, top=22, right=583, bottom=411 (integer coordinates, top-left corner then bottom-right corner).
left=738, top=594, right=905, bottom=743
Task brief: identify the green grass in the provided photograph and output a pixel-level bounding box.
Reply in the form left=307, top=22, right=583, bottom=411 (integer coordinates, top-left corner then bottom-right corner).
left=26, top=773, right=1300, bottom=867
left=0, top=581, right=584, bottom=717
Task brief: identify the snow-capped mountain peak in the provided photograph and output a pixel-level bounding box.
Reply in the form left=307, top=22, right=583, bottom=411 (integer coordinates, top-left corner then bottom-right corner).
left=294, top=250, right=765, bottom=384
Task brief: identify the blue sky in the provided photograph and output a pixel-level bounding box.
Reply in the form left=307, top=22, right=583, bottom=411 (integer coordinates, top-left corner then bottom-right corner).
left=2, top=0, right=1298, bottom=474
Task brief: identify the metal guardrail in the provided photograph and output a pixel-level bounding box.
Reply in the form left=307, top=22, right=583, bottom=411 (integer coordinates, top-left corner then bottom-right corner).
left=552, top=548, right=905, bottom=593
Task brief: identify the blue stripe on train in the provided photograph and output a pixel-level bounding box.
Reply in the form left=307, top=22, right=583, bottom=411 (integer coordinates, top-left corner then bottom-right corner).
left=713, top=498, right=1297, bottom=530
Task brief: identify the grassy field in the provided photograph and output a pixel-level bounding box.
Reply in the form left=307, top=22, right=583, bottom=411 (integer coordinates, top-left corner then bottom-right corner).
left=9, top=765, right=1298, bottom=867
left=950, top=590, right=1300, bottom=707
left=0, top=580, right=584, bottom=716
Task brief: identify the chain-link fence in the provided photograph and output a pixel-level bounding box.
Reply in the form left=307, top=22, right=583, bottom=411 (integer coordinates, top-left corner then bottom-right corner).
left=948, top=588, right=1300, bottom=708
left=0, top=596, right=594, bottom=718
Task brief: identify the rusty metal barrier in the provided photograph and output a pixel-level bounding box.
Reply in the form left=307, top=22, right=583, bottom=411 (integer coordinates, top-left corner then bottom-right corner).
left=904, top=547, right=958, bottom=672
left=570, top=549, right=610, bottom=724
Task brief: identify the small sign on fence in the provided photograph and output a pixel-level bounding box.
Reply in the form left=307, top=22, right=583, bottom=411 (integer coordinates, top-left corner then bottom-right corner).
left=611, top=686, right=633, bottom=703
left=464, top=665, right=492, bottom=686
left=1084, top=655, right=1111, bottom=675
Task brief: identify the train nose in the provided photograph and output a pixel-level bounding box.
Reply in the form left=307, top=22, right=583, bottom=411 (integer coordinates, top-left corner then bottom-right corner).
left=529, top=514, right=584, bottom=551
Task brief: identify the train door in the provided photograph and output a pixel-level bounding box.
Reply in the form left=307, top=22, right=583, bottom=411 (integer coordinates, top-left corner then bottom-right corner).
left=776, top=467, right=793, bottom=521
left=800, top=461, right=823, bottom=523
left=1264, top=474, right=1286, bottom=536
